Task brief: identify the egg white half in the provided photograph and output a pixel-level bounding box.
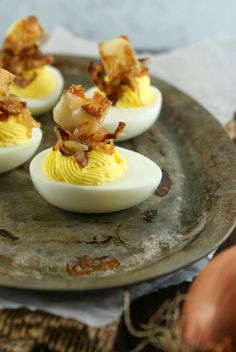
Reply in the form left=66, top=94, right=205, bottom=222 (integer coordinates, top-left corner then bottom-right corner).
left=86, top=86, right=162, bottom=141
left=0, top=127, right=42, bottom=174
left=30, top=147, right=162, bottom=213
left=25, top=65, right=64, bottom=116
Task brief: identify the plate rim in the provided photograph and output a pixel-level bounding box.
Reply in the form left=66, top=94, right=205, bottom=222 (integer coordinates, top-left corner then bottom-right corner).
left=0, top=54, right=236, bottom=291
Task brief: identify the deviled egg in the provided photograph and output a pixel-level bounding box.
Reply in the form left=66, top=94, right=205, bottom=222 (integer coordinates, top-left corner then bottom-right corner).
left=0, top=16, right=64, bottom=116
left=87, top=35, right=162, bottom=141
left=30, top=84, right=162, bottom=213
left=0, top=68, right=42, bottom=173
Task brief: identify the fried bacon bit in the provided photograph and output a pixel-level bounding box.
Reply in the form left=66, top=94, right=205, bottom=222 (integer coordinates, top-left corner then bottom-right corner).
left=82, top=91, right=111, bottom=118
left=53, top=126, right=90, bottom=167
left=99, top=35, right=139, bottom=80
left=0, top=68, right=14, bottom=97
left=88, top=35, right=149, bottom=104
left=0, top=68, right=40, bottom=133
left=225, top=112, right=236, bottom=145
left=66, top=255, right=120, bottom=276
left=0, top=16, right=53, bottom=87
left=53, top=84, right=125, bottom=167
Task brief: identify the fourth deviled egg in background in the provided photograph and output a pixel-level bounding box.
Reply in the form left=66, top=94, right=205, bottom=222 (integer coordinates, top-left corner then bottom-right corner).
left=87, top=35, right=162, bottom=141
left=0, top=68, right=42, bottom=173
left=30, top=84, right=162, bottom=213
left=0, top=16, right=64, bottom=116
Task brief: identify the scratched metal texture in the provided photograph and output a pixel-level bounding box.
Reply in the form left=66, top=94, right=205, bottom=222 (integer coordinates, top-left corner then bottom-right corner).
left=0, top=55, right=236, bottom=290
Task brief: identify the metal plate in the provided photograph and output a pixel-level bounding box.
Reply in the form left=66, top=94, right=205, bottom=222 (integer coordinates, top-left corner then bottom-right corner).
left=0, top=55, right=236, bottom=291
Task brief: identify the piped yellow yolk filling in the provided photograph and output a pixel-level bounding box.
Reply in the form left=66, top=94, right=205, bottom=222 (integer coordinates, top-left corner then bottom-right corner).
left=116, top=75, right=154, bottom=108
left=0, top=115, right=31, bottom=146
left=43, top=148, right=127, bottom=186
left=10, top=66, right=56, bottom=99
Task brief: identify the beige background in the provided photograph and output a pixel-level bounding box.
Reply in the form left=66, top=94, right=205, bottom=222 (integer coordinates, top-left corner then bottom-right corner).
left=1, top=0, right=236, bottom=50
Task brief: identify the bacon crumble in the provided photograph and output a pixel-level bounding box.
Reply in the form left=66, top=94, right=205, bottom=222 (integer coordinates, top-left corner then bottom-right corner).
left=0, top=68, right=40, bottom=134
left=0, top=16, right=53, bottom=87
left=53, top=84, right=125, bottom=167
left=88, top=36, right=149, bottom=104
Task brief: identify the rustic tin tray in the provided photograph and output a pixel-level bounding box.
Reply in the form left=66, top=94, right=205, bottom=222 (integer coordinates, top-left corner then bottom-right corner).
left=0, top=55, right=236, bottom=291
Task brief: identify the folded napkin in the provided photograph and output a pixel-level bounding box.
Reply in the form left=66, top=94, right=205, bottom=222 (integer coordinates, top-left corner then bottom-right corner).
left=0, top=28, right=233, bottom=327
left=149, top=37, right=236, bottom=125
left=43, top=26, right=98, bottom=57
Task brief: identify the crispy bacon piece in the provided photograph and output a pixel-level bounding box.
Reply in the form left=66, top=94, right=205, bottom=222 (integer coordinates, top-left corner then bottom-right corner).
left=99, top=35, right=139, bottom=80
left=0, top=68, right=14, bottom=97
left=3, top=16, right=44, bottom=55
left=104, top=121, right=126, bottom=140
left=53, top=84, right=111, bottom=133
left=0, top=16, right=53, bottom=87
left=225, top=112, right=236, bottom=143
left=53, top=85, right=126, bottom=167
left=0, top=68, right=40, bottom=134
left=88, top=36, right=149, bottom=104
left=53, top=126, right=90, bottom=167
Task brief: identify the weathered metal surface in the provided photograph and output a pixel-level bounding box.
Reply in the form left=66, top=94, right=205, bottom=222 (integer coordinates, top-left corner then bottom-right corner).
left=0, top=55, right=236, bottom=290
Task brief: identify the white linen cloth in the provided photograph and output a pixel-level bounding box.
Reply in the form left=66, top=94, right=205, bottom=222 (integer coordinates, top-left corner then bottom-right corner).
left=149, top=37, right=236, bottom=126
left=0, top=27, right=234, bottom=327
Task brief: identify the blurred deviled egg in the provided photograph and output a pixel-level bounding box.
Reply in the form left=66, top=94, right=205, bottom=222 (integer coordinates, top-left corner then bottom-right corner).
left=0, top=16, right=64, bottom=116
left=87, top=35, right=162, bottom=141
left=30, top=84, right=162, bottom=213
left=0, top=68, right=42, bottom=173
